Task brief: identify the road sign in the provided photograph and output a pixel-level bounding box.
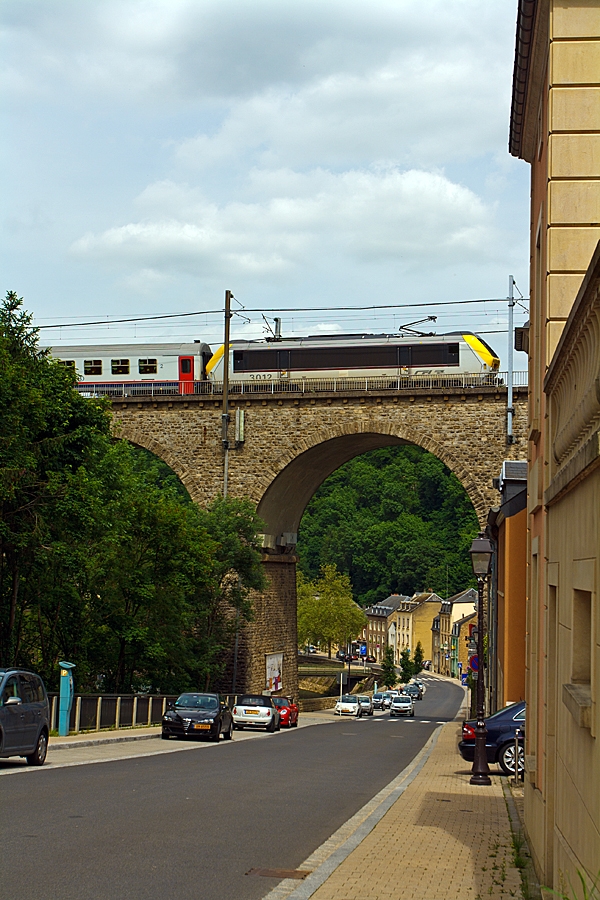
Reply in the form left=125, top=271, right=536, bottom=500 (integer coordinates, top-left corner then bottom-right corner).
left=461, top=673, right=468, bottom=686
left=359, top=645, right=367, bottom=657
left=336, top=672, right=348, bottom=684
left=470, top=655, right=479, bottom=672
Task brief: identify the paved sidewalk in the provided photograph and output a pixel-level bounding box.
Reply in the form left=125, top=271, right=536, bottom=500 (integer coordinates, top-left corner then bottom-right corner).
left=280, top=720, right=523, bottom=900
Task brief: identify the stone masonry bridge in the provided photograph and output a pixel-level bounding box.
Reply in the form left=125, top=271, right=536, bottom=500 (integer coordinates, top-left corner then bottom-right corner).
left=109, top=379, right=528, bottom=701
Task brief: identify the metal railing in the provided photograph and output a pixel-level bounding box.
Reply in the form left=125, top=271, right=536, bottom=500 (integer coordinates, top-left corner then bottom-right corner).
left=75, top=371, right=528, bottom=399
left=48, top=693, right=178, bottom=734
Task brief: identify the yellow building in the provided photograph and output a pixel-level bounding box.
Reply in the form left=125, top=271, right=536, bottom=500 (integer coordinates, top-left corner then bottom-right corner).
left=509, top=1, right=600, bottom=889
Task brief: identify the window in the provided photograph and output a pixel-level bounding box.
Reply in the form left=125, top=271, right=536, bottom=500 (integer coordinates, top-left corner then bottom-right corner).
left=138, top=358, right=157, bottom=374
left=111, top=359, right=130, bottom=375
left=180, top=358, right=192, bottom=375
left=84, top=360, right=102, bottom=376
left=572, top=590, right=592, bottom=685
left=19, top=674, right=41, bottom=704
left=1, top=676, right=19, bottom=705
left=58, top=360, right=75, bottom=369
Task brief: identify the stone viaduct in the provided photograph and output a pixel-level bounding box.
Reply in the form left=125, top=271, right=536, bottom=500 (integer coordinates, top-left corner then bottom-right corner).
left=110, top=380, right=528, bottom=701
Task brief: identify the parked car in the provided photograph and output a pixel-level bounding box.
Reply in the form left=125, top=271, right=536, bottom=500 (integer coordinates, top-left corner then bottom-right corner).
left=162, top=692, right=233, bottom=742
left=0, top=668, right=49, bottom=765
left=372, top=692, right=386, bottom=710
left=402, top=683, right=422, bottom=701
left=357, top=695, right=374, bottom=716
left=335, top=694, right=363, bottom=717
left=272, top=695, right=299, bottom=728
left=380, top=692, right=393, bottom=709
left=390, top=695, right=414, bottom=717
left=232, top=695, right=280, bottom=732
left=365, top=655, right=377, bottom=663
left=336, top=650, right=348, bottom=661
left=458, top=701, right=526, bottom=775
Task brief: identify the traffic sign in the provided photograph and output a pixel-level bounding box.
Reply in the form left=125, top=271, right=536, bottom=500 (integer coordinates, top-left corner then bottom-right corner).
left=336, top=672, right=348, bottom=684
left=470, top=655, right=479, bottom=672
left=359, top=645, right=367, bottom=657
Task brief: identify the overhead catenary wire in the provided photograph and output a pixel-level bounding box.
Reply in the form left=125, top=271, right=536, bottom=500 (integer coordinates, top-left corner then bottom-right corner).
left=35, top=296, right=528, bottom=330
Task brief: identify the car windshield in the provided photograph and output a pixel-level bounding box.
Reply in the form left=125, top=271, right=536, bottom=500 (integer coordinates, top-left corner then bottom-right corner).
left=175, top=694, right=218, bottom=710
left=393, top=697, right=409, bottom=703
left=240, top=695, right=271, bottom=707
left=373, top=693, right=383, bottom=699
left=485, top=702, right=526, bottom=722
left=272, top=697, right=290, bottom=707
left=358, top=697, right=369, bottom=702
left=340, top=695, right=356, bottom=703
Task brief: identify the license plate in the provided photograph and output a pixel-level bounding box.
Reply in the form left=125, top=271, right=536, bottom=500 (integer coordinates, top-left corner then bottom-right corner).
left=193, top=723, right=210, bottom=730
left=246, top=709, right=259, bottom=715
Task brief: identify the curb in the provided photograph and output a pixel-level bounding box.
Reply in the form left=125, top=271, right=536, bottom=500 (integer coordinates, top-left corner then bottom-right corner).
left=49, top=730, right=161, bottom=751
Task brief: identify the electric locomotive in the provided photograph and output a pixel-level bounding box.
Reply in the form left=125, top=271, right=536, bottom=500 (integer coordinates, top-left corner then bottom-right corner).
left=206, top=332, right=500, bottom=384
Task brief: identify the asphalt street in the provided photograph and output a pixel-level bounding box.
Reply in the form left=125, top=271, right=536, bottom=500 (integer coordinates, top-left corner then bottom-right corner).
left=0, top=677, right=463, bottom=900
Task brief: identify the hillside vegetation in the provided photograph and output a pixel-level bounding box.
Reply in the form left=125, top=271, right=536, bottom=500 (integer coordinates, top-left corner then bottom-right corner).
left=297, top=445, right=478, bottom=606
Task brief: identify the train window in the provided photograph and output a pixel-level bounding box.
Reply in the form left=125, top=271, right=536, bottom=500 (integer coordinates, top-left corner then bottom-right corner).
left=411, top=344, right=446, bottom=366
left=84, top=359, right=103, bottom=375
left=398, top=347, right=411, bottom=367
left=58, top=360, right=76, bottom=369
left=291, top=346, right=397, bottom=370
left=138, top=358, right=158, bottom=374
left=111, top=359, right=130, bottom=375
left=236, top=349, right=279, bottom=371
left=180, top=358, right=192, bottom=374
left=445, top=343, right=459, bottom=365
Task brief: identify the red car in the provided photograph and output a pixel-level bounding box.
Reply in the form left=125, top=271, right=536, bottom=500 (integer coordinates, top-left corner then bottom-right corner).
left=272, top=696, right=299, bottom=728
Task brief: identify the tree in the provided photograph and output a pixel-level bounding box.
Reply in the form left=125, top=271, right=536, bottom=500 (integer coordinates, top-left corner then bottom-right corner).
left=380, top=646, right=397, bottom=689
left=413, top=641, right=424, bottom=675
left=399, top=647, right=414, bottom=684
left=297, top=446, right=479, bottom=605
left=297, top=565, right=366, bottom=657
left=0, top=293, right=266, bottom=691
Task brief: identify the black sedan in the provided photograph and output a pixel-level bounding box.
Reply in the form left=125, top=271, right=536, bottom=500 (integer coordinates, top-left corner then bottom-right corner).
left=458, top=701, right=525, bottom=775
left=162, top=693, right=233, bottom=742
left=402, top=684, right=422, bottom=701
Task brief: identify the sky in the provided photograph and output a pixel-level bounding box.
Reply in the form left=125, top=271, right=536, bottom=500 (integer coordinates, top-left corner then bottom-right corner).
left=2, top=0, right=530, bottom=370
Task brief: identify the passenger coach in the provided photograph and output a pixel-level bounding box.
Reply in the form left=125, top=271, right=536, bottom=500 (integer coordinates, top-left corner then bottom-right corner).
left=48, top=342, right=213, bottom=395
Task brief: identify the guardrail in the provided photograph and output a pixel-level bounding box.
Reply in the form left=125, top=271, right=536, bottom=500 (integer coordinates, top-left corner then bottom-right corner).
left=75, top=371, right=528, bottom=399
left=47, top=693, right=178, bottom=733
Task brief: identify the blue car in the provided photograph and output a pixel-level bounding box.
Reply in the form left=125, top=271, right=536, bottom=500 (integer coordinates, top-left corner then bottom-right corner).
left=458, top=701, right=525, bottom=775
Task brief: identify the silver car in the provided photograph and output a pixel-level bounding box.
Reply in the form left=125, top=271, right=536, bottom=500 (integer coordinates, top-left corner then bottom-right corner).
left=357, top=695, right=374, bottom=716
left=232, top=694, right=280, bottom=732
left=335, top=694, right=363, bottom=717
left=389, top=695, right=414, bottom=717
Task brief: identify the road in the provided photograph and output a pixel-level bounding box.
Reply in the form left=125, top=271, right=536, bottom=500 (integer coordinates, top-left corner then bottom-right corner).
left=0, top=677, right=463, bottom=900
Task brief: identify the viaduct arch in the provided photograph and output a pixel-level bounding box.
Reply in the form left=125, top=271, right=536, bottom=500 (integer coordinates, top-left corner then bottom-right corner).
left=112, top=382, right=528, bottom=700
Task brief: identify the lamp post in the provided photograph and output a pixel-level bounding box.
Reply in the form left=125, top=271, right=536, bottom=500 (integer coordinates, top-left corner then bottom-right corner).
left=469, top=532, right=493, bottom=786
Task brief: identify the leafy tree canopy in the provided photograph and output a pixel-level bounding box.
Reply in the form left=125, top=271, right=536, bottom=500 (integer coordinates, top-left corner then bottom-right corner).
left=297, top=446, right=478, bottom=605
left=380, top=646, right=397, bottom=689
left=297, top=564, right=366, bottom=657
left=0, top=292, right=265, bottom=692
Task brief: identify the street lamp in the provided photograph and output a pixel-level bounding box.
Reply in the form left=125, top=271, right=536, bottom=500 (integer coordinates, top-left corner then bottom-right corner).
left=469, top=532, right=493, bottom=786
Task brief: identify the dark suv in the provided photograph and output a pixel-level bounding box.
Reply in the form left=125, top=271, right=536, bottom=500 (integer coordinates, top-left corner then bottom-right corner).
left=0, top=669, right=50, bottom=766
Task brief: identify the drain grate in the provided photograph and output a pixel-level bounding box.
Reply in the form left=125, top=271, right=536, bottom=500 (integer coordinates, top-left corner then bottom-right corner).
left=246, top=867, right=312, bottom=880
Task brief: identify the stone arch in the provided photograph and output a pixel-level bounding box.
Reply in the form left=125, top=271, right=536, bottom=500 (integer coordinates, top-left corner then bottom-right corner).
left=256, top=420, right=487, bottom=540
left=112, top=422, right=200, bottom=501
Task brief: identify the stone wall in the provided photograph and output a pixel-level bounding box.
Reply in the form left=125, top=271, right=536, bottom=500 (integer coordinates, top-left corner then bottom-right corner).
left=110, top=384, right=527, bottom=695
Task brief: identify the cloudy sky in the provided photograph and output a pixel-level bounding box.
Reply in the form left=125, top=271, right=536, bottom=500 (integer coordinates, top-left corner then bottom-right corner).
left=2, top=0, right=529, bottom=367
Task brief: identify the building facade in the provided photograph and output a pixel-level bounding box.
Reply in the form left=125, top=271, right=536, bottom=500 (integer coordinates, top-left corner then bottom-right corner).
left=510, top=0, right=600, bottom=888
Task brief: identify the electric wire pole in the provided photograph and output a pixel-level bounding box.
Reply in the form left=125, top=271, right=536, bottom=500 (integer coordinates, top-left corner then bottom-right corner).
left=222, top=289, right=232, bottom=496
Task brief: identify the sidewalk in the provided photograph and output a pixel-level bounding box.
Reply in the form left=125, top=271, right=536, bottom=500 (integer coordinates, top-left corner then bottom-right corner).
left=49, top=725, right=161, bottom=750
left=274, top=719, right=523, bottom=900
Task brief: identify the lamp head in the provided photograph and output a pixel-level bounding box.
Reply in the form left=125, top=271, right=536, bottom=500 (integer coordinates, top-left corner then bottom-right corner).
left=469, top=533, right=493, bottom=577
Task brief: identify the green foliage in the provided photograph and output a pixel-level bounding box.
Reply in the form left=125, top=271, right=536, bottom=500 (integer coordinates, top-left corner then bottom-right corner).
left=380, top=645, right=397, bottom=689
left=297, top=564, right=366, bottom=657
left=0, top=292, right=265, bottom=692
left=399, top=647, right=414, bottom=684
left=413, top=641, right=424, bottom=675
left=297, top=446, right=478, bottom=605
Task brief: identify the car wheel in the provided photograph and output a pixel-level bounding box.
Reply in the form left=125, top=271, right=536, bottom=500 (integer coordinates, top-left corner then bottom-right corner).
left=26, top=730, right=48, bottom=766
left=223, top=721, right=233, bottom=740
left=267, top=717, right=276, bottom=733
left=498, top=741, right=525, bottom=776
left=276, top=719, right=281, bottom=731
left=209, top=728, right=220, bottom=742
left=161, top=731, right=170, bottom=740
left=234, top=724, right=243, bottom=731
left=291, top=717, right=298, bottom=727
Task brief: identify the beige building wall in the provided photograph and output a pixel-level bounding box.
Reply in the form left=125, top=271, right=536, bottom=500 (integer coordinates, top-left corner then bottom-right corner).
left=510, top=0, right=600, bottom=889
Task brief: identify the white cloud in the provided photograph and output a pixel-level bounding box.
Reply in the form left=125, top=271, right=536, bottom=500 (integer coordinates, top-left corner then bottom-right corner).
left=71, top=168, right=496, bottom=278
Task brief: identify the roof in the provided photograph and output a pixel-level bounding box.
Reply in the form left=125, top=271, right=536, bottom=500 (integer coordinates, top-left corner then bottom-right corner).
left=452, top=611, right=477, bottom=634
left=509, top=0, right=537, bottom=158
left=446, top=588, right=478, bottom=605
left=411, top=591, right=444, bottom=605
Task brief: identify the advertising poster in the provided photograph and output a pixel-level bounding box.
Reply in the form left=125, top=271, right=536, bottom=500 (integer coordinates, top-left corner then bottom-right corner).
left=266, top=653, right=283, bottom=692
